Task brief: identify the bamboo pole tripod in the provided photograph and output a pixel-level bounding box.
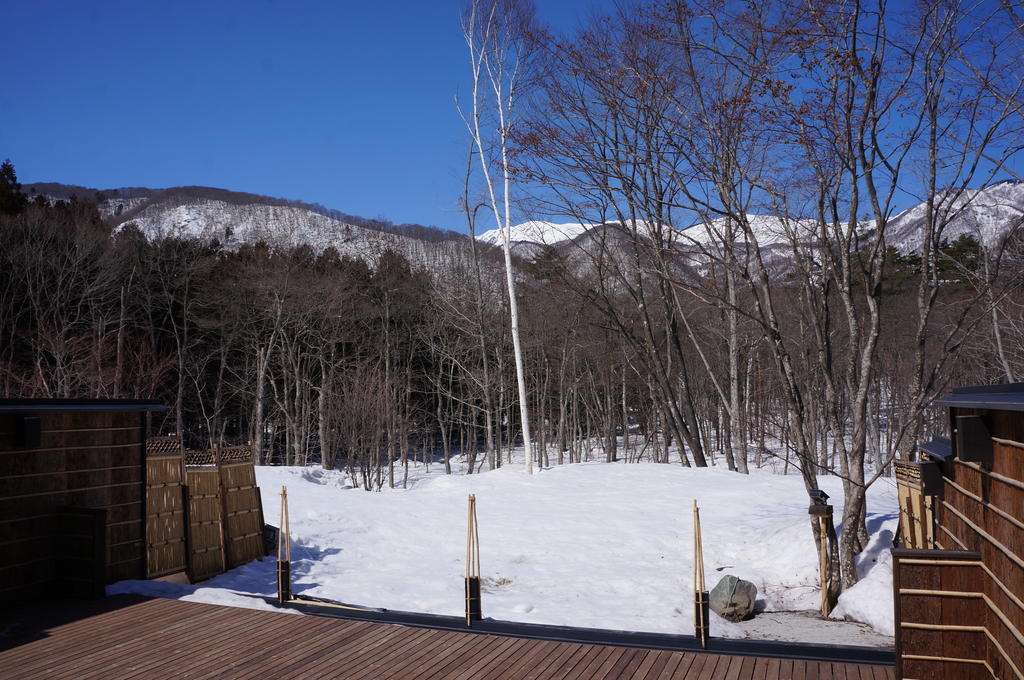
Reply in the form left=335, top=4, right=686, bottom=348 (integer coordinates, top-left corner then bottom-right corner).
left=693, top=500, right=709, bottom=648
left=277, top=486, right=292, bottom=605
left=465, top=494, right=482, bottom=626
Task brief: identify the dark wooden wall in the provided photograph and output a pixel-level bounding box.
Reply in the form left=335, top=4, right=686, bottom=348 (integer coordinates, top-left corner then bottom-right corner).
left=895, top=407, right=1024, bottom=680
left=0, top=410, right=146, bottom=605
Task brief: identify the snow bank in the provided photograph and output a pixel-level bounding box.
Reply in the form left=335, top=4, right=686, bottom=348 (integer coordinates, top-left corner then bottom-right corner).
left=107, top=579, right=298, bottom=614
left=829, top=526, right=897, bottom=636
left=110, top=460, right=898, bottom=641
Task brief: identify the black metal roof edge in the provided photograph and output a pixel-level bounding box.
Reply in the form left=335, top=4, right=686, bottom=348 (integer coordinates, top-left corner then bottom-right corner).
left=935, top=393, right=1024, bottom=411
left=272, top=596, right=894, bottom=666
left=949, top=382, right=1024, bottom=395
left=0, top=398, right=166, bottom=412
left=919, top=436, right=952, bottom=460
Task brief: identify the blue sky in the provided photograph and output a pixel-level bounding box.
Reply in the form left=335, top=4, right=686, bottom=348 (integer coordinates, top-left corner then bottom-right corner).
left=2, top=1, right=605, bottom=233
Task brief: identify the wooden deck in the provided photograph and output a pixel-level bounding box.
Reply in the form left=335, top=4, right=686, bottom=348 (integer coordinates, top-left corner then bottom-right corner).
left=0, top=596, right=894, bottom=679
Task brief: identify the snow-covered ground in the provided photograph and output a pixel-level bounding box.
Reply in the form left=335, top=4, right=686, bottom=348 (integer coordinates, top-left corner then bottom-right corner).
left=111, top=456, right=899, bottom=645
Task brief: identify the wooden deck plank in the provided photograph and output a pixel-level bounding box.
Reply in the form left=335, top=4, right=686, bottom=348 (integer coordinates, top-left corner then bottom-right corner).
left=120, top=608, right=311, bottom=680
left=656, top=652, right=687, bottom=679
left=533, top=642, right=593, bottom=680
left=395, top=626, right=493, bottom=680
left=221, top=619, right=380, bottom=679
left=630, top=648, right=665, bottom=680
left=444, top=634, right=526, bottom=680
left=359, top=628, right=458, bottom=680
left=729, top=654, right=751, bottom=679
left=425, top=634, right=518, bottom=680
left=465, top=637, right=539, bottom=678
left=563, top=644, right=622, bottom=680
left=2, top=605, right=163, bottom=674
left=0, top=597, right=894, bottom=680
left=83, top=604, right=282, bottom=680
left=27, top=599, right=240, bottom=679
left=232, top=620, right=391, bottom=679
left=427, top=631, right=514, bottom=680
left=305, top=625, right=438, bottom=680
left=678, top=651, right=715, bottom=679
left=607, top=647, right=647, bottom=679
left=337, top=626, right=450, bottom=680
left=492, top=639, right=562, bottom=680
left=0, top=597, right=171, bottom=666
left=530, top=641, right=589, bottom=680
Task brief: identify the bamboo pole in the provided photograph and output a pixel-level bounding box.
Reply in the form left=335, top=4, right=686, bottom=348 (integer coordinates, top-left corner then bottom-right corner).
left=277, top=486, right=291, bottom=604
left=693, top=500, right=708, bottom=648
left=818, top=516, right=829, bottom=616
left=465, top=494, right=482, bottom=626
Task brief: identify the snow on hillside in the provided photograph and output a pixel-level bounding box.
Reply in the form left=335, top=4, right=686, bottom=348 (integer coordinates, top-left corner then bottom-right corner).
left=887, top=180, right=1024, bottom=251
left=678, top=214, right=817, bottom=249
left=117, top=199, right=406, bottom=257
left=477, top=220, right=593, bottom=247
left=486, top=182, right=1024, bottom=258
left=110, top=459, right=899, bottom=642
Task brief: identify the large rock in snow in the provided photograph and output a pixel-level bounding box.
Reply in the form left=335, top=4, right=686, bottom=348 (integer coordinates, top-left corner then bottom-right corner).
left=709, top=575, right=757, bottom=622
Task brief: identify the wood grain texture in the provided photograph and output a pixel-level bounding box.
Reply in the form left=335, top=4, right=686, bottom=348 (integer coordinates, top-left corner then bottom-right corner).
left=0, top=596, right=894, bottom=680
left=895, top=406, right=1024, bottom=680
left=0, top=410, right=146, bottom=604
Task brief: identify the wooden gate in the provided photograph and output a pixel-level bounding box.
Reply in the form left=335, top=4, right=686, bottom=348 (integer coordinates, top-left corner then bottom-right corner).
left=219, top=446, right=265, bottom=568
left=185, top=466, right=226, bottom=582
left=894, top=459, right=939, bottom=549
left=144, top=437, right=188, bottom=578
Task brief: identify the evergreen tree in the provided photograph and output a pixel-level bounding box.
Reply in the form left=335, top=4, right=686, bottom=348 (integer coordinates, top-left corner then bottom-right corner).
left=939, top=234, right=983, bottom=283
left=0, top=158, right=27, bottom=216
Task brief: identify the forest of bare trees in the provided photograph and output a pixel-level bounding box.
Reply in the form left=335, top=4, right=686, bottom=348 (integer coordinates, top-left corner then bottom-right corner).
left=3, top=0, right=1024, bottom=595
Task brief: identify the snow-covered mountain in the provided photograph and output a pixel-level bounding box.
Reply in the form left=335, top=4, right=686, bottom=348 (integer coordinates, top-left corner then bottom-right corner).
left=112, top=198, right=409, bottom=259
left=24, top=183, right=471, bottom=268
left=488, top=181, right=1024, bottom=259
left=477, top=220, right=594, bottom=247
left=678, top=214, right=822, bottom=249
left=886, top=181, right=1024, bottom=251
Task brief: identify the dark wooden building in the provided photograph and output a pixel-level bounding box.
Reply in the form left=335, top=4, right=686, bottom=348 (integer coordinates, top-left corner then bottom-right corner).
left=0, top=399, right=165, bottom=605
left=893, top=383, right=1024, bottom=680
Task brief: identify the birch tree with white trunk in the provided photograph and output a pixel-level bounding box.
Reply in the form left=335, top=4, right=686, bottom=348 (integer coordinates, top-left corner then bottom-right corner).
left=459, top=0, right=536, bottom=473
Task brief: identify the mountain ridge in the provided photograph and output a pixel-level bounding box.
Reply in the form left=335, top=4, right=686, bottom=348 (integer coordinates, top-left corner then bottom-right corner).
left=22, top=182, right=467, bottom=245
left=483, top=181, right=1024, bottom=258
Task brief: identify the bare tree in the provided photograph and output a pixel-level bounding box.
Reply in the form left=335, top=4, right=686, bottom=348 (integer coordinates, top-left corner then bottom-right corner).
left=460, top=0, right=537, bottom=473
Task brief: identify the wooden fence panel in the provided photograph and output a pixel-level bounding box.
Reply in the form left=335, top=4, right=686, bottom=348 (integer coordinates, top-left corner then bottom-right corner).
left=185, top=467, right=225, bottom=582
left=893, top=549, right=989, bottom=680
left=220, top=459, right=264, bottom=568
left=145, top=451, right=187, bottom=578
left=899, top=406, right=1024, bottom=680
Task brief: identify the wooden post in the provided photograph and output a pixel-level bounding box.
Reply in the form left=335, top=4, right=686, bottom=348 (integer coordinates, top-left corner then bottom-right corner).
left=693, top=500, right=709, bottom=648
left=818, top=515, right=828, bottom=616
left=465, top=494, right=482, bottom=626
left=808, top=490, right=833, bottom=617
left=277, top=486, right=291, bottom=605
